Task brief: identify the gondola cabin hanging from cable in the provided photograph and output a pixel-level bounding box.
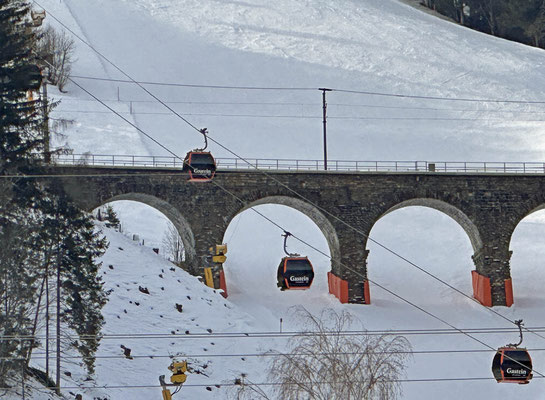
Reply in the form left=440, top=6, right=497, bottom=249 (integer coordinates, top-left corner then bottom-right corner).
left=491, top=320, right=533, bottom=384
left=183, top=151, right=216, bottom=182
left=276, top=232, right=314, bottom=290
left=182, top=128, right=216, bottom=182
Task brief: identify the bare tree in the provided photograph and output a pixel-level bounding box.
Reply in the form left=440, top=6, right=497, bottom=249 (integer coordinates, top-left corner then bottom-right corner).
left=162, top=222, right=184, bottom=265
left=37, top=25, right=75, bottom=92
left=235, top=308, right=412, bottom=400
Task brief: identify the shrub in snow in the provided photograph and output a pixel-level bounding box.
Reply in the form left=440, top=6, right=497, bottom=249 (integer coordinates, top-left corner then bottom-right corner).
left=234, top=308, right=411, bottom=400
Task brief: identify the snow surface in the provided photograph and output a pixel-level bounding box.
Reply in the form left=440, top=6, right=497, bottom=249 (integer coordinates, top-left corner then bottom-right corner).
left=13, top=0, right=545, bottom=398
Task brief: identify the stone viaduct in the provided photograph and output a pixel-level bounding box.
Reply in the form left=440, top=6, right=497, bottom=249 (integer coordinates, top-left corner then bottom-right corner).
left=49, top=165, right=545, bottom=307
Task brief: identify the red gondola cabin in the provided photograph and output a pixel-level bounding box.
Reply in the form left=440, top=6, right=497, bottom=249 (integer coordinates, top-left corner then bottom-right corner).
left=277, top=256, right=314, bottom=290
left=183, top=151, right=216, bottom=182
left=492, top=347, right=533, bottom=384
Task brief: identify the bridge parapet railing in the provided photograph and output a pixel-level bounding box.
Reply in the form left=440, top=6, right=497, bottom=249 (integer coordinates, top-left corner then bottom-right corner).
left=50, top=154, right=545, bottom=174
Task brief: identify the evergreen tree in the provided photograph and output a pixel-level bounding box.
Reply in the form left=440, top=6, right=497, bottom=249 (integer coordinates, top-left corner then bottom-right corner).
left=0, top=0, right=44, bottom=386
left=0, top=0, right=43, bottom=173
left=0, top=0, right=109, bottom=390
left=38, top=182, right=108, bottom=376
left=104, top=205, right=120, bottom=230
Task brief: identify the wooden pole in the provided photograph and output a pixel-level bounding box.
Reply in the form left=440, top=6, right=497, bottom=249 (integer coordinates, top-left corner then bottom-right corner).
left=42, top=81, right=50, bottom=163
left=55, top=250, right=61, bottom=395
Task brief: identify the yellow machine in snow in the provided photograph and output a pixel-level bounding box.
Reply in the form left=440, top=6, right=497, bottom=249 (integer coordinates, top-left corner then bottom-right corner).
left=204, top=244, right=227, bottom=288
left=159, top=361, right=188, bottom=399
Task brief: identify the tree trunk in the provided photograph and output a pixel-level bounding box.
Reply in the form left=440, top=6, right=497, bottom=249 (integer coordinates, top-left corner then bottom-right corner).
left=55, top=250, right=61, bottom=395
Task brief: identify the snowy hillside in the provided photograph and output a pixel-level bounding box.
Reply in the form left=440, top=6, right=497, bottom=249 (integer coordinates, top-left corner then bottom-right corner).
left=15, top=0, right=545, bottom=399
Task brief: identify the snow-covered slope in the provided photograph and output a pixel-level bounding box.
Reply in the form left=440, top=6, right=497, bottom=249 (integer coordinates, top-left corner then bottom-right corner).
left=17, top=0, right=545, bottom=399
left=43, top=0, right=545, bottom=161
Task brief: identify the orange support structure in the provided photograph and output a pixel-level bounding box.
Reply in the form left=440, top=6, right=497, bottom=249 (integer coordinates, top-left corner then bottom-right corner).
left=327, top=272, right=349, bottom=304
left=363, top=280, right=371, bottom=305
left=504, top=278, right=513, bottom=307
left=471, top=270, right=492, bottom=306
left=219, top=270, right=228, bottom=298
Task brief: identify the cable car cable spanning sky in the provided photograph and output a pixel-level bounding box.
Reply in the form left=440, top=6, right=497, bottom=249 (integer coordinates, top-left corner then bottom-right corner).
left=29, top=5, right=545, bottom=341
left=43, top=23, right=537, bottom=340
left=28, top=74, right=545, bottom=381
left=32, top=1, right=545, bottom=379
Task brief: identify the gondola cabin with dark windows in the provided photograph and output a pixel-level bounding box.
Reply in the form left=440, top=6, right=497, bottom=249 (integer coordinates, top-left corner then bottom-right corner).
left=277, top=256, right=314, bottom=290
left=183, top=151, right=216, bottom=182
left=492, top=347, right=533, bottom=384
left=491, top=320, right=533, bottom=384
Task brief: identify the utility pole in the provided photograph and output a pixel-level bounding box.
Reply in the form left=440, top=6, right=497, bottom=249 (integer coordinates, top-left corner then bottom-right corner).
left=55, top=249, right=61, bottom=395
left=41, top=78, right=50, bottom=163
left=45, top=267, right=49, bottom=380
left=319, top=88, right=331, bottom=170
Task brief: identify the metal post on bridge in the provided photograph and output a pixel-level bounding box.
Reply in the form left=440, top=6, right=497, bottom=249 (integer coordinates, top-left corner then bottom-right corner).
left=320, top=88, right=332, bottom=170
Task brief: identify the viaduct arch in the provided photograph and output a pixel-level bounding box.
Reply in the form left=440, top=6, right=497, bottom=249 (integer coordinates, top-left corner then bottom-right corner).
left=93, top=193, right=196, bottom=262
left=52, top=165, right=545, bottom=307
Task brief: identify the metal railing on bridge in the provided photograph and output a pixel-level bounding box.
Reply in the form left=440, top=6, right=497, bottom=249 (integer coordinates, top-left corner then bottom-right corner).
left=51, top=154, right=545, bottom=174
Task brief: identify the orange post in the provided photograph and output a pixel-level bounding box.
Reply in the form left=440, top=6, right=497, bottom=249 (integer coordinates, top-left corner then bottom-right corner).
left=504, top=278, right=513, bottom=307
left=219, top=270, right=228, bottom=298
left=471, top=270, right=492, bottom=306
left=363, top=280, right=371, bottom=305
left=327, top=272, right=349, bottom=304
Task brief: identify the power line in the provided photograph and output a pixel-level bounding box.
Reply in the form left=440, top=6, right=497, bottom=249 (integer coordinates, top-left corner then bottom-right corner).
left=1, top=375, right=543, bottom=392
left=50, top=109, right=545, bottom=122
left=57, top=96, right=545, bottom=114
left=6, top=325, right=545, bottom=340
left=8, top=347, right=545, bottom=362
left=68, top=74, right=545, bottom=105
left=331, top=87, right=545, bottom=105
left=71, top=74, right=316, bottom=91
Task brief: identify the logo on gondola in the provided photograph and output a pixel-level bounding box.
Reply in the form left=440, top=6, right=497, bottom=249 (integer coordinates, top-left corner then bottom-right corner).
left=506, top=368, right=527, bottom=375
left=193, top=169, right=212, bottom=176
left=290, top=276, right=310, bottom=283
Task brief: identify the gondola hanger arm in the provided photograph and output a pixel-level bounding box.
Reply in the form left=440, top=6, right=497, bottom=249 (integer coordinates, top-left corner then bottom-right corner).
left=507, top=319, right=524, bottom=348
left=194, top=128, right=208, bottom=152
left=282, top=231, right=299, bottom=257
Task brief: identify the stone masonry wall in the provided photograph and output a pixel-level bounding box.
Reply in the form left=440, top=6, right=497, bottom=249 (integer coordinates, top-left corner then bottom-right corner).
left=50, top=165, right=545, bottom=306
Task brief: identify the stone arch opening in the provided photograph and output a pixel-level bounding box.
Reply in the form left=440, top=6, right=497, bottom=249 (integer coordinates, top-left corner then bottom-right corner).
left=92, top=193, right=196, bottom=263
left=380, top=198, right=482, bottom=252
left=367, top=199, right=481, bottom=304
left=508, top=206, right=545, bottom=306
left=221, top=195, right=339, bottom=301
